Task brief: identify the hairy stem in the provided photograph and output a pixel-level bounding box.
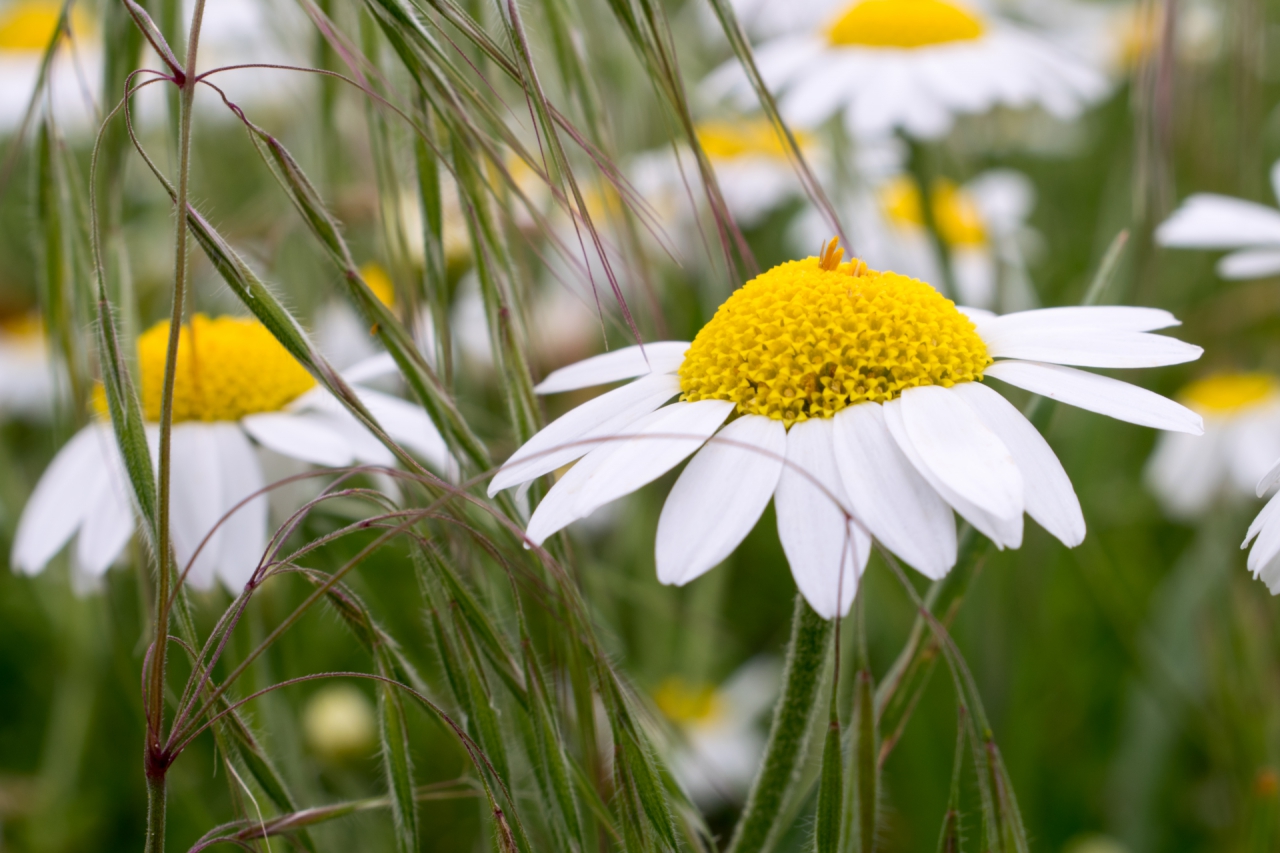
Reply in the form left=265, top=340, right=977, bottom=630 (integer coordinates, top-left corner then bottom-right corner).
left=725, top=595, right=832, bottom=853
left=144, top=771, right=166, bottom=853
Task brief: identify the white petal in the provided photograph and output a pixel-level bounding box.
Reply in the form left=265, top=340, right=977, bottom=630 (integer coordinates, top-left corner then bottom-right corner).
left=775, top=418, right=869, bottom=620
left=75, top=444, right=136, bottom=578
left=831, top=403, right=956, bottom=579
left=897, top=386, right=1024, bottom=521
left=353, top=386, right=453, bottom=473
left=525, top=401, right=734, bottom=545
left=1247, top=492, right=1280, bottom=573
left=656, top=415, right=786, bottom=586
left=213, top=425, right=267, bottom=591
left=981, top=306, right=1182, bottom=334
left=341, top=352, right=397, bottom=384
left=534, top=342, right=690, bottom=394
left=12, top=425, right=113, bottom=575
left=489, top=373, right=680, bottom=495
left=1145, top=429, right=1223, bottom=518
left=1217, top=249, right=1280, bottom=280
left=984, top=327, right=1202, bottom=368
left=883, top=398, right=1023, bottom=549
left=983, top=361, right=1204, bottom=435
left=1257, top=455, right=1280, bottom=498
left=1156, top=194, right=1280, bottom=248
left=241, top=411, right=356, bottom=467
left=169, top=424, right=225, bottom=591
left=1224, top=413, right=1280, bottom=495
left=1245, top=488, right=1280, bottom=548
left=952, top=382, right=1085, bottom=547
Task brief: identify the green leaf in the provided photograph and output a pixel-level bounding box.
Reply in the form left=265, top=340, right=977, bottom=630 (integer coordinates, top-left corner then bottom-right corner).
left=814, top=697, right=842, bottom=853
left=377, top=649, right=421, bottom=853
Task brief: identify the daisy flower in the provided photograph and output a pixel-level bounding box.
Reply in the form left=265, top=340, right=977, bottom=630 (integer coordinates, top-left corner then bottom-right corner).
left=0, top=0, right=99, bottom=134
left=0, top=313, right=57, bottom=419
left=652, top=658, right=779, bottom=806
left=11, top=315, right=451, bottom=591
left=705, top=0, right=1108, bottom=140
left=631, top=118, right=822, bottom=230
left=1156, top=161, right=1280, bottom=280
left=1146, top=373, right=1280, bottom=519
left=489, top=240, right=1203, bottom=618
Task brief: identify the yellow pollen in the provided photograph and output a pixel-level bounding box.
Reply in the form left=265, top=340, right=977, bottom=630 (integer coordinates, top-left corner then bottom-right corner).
left=828, top=0, right=985, bottom=48
left=879, top=177, right=987, bottom=246
left=679, top=251, right=990, bottom=426
left=0, top=312, right=44, bottom=342
left=696, top=119, right=811, bottom=162
left=0, top=0, right=89, bottom=51
left=1180, top=373, right=1278, bottom=415
left=360, top=261, right=396, bottom=308
left=133, top=315, right=315, bottom=422
left=653, top=677, right=724, bottom=726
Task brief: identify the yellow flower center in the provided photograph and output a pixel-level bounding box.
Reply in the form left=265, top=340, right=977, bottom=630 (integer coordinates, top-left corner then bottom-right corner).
left=135, top=315, right=315, bottom=422
left=679, top=242, right=990, bottom=426
left=360, top=261, right=396, bottom=308
left=696, top=119, right=811, bottom=163
left=1180, top=373, right=1278, bottom=415
left=880, top=177, right=987, bottom=246
left=653, top=677, right=724, bottom=726
left=0, top=0, right=89, bottom=52
left=828, top=0, right=985, bottom=48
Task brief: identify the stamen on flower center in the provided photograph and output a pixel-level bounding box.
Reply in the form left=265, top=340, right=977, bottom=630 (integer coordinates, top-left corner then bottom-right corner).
left=696, top=119, right=811, bottom=163
left=828, top=0, right=985, bottom=48
left=679, top=243, right=990, bottom=426
left=134, top=315, right=316, bottom=423
left=1180, top=373, right=1278, bottom=415
left=879, top=177, right=987, bottom=247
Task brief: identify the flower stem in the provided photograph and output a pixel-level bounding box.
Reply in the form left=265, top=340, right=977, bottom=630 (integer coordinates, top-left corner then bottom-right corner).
left=144, top=772, right=166, bottom=853
left=725, top=594, right=832, bottom=853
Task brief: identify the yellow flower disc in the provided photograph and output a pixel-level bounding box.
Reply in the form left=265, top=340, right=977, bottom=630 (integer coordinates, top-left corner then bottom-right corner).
left=0, top=0, right=89, bottom=51
left=679, top=256, right=990, bottom=426
left=1180, top=373, right=1278, bottom=415
left=879, top=177, right=987, bottom=247
left=696, top=119, right=811, bottom=163
left=653, top=677, right=724, bottom=726
left=828, top=0, right=985, bottom=48
left=136, top=315, right=316, bottom=423
left=360, top=261, right=396, bottom=308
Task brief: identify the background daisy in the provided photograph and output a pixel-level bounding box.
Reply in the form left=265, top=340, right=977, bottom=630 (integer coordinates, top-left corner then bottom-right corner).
left=1156, top=160, right=1280, bottom=280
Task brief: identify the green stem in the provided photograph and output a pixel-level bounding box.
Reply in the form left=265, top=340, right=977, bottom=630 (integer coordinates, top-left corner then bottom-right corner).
left=144, top=773, right=166, bottom=853
left=725, top=595, right=832, bottom=853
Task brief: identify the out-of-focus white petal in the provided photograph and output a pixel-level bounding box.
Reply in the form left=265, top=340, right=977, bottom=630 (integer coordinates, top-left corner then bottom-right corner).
left=656, top=415, right=786, bottom=586
left=75, top=440, right=136, bottom=579
left=13, top=425, right=114, bottom=575
left=525, top=401, right=733, bottom=545
left=490, top=374, right=680, bottom=495
left=214, top=425, right=267, bottom=591
left=1156, top=194, right=1280, bottom=248
left=1217, top=249, right=1280, bottom=280
left=242, top=411, right=356, bottom=467
left=353, top=386, right=453, bottom=473
left=775, top=418, right=868, bottom=619
left=169, top=424, right=225, bottom=591
left=534, top=342, right=689, bottom=394
left=1145, top=429, right=1223, bottom=518
left=984, top=361, right=1204, bottom=435
left=896, top=385, right=1024, bottom=521
left=883, top=398, right=1023, bottom=549
left=952, top=382, right=1085, bottom=547
left=831, top=402, right=956, bottom=579
left=1257, top=455, right=1280, bottom=498
left=341, top=353, right=398, bottom=384
left=984, top=328, right=1202, bottom=368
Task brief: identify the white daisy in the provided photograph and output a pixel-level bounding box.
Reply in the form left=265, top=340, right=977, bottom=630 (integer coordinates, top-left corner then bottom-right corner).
left=652, top=658, right=779, bottom=807
left=0, top=314, right=57, bottom=419
left=705, top=0, right=1108, bottom=140
left=1155, top=161, right=1280, bottom=280
left=489, top=240, right=1203, bottom=618
left=631, top=118, right=823, bottom=230
left=1146, top=373, right=1280, bottom=519
left=0, top=0, right=99, bottom=134
left=11, top=314, right=451, bottom=592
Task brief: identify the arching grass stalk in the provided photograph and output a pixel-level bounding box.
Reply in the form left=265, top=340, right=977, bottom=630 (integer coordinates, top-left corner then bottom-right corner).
left=146, top=2, right=209, bottom=851
left=725, top=594, right=832, bottom=853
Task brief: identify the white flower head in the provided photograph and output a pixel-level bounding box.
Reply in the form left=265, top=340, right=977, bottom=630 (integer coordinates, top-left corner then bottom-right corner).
left=652, top=658, right=779, bottom=806
left=0, top=313, right=58, bottom=418
left=705, top=0, right=1109, bottom=141
left=1146, top=373, right=1280, bottom=519
left=12, top=314, right=452, bottom=592
left=1156, top=161, right=1280, bottom=280
left=491, top=241, right=1203, bottom=618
